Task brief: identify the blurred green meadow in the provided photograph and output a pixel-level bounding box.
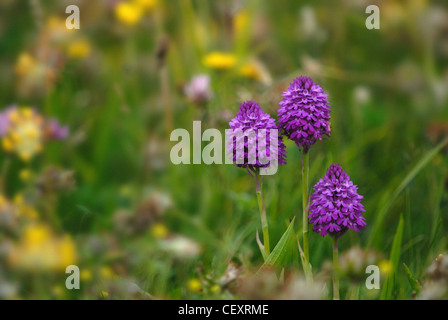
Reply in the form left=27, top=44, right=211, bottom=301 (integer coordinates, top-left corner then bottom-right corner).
left=0, top=0, right=447, bottom=300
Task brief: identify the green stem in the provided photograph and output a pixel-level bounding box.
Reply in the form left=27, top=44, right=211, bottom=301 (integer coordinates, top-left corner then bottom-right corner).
left=333, top=237, right=340, bottom=300
left=255, top=169, right=270, bottom=256
left=302, top=152, right=309, bottom=262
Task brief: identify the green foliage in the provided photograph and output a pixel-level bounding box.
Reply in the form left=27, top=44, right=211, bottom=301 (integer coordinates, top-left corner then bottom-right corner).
left=258, top=217, right=297, bottom=275
left=381, top=215, right=404, bottom=300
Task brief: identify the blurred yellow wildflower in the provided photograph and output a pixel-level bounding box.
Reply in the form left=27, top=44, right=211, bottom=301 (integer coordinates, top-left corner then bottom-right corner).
left=115, top=1, right=144, bottom=26
left=80, top=269, right=93, bottom=282
left=187, top=278, right=202, bottom=292
left=238, top=60, right=272, bottom=85
left=379, top=259, right=393, bottom=275
left=100, top=266, right=117, bottom=280
left=19, top=169, right=32, bottom=182
left=1, top=107, right=43, bottom=162
left=239, top=63, right=258, bottom=79
left=13, top=193, right=38, bottom=220
left=234, top=9, right=250, bottom=34
left=51, top=285, right=66, bottom=299
left=8, top=223, right=77, bottom=271
left=46, top=16, right=65, bottom=30
left=209, top=284, right=221, bottom=294
left=59, top=235, right=77, bottom=268
left=45, top=16, right=74, bottom=43
left=100, top=291, right=109, bottom=299
left=151, top=222, right=169, bottom=238
left=67, top=39, right=91, bottom=59
left=15, top=53, right=36, bottom=76
left=203, top=52, right=237, bottom=70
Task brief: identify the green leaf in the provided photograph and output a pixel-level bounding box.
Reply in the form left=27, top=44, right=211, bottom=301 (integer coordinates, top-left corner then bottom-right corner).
left=403, top=263, right=422, bottom=294
left=380, top=214, right=404, bottom=300
left=257, top=217, right=296, bottom=275
left=297, top=235, right=313, bottom=282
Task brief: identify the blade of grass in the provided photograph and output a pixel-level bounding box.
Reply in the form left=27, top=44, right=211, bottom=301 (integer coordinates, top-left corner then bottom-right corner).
left=380, top=214, right=404, bottom=300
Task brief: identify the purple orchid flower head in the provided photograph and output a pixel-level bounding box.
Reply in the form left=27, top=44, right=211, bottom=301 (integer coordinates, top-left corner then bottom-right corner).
left=308, top=163, right=366, bottom=238
left=277, top=76, right=331, bottom=153
left=227, top=100, right=287, bottom=173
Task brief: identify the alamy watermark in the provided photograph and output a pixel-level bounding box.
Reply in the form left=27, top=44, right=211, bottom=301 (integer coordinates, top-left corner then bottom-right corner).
left=62, top=4, right=379, bottom=31
left=169, top=121, right=280, bottom=175
left=365, top=265, right=380, bottom=289
left=365, top=5, right=380, bottom=30
left=65, top=5, right=80, bottom=30
left=65, top=265, right=80, bottom=289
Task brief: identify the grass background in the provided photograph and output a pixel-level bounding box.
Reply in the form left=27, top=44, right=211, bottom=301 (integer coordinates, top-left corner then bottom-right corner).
left=0, top=0, right=447, bottom=299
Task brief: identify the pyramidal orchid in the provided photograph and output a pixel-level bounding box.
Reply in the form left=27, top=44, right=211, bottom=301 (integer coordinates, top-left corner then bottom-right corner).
left=227, top=100, right=287, bottom=170
left=308, top=163, right=366, bottom=299
left=277, top=76, right=331, bottom=278
left=227, top=100, right=286, bottom=259
left=309, top=163, right=366, bottom=238
left=277, top=76, right=331, bottom=154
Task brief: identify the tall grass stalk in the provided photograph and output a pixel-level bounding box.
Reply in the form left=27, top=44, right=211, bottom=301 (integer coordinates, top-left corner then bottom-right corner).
left=333, top=237, right=340, bottom=300
left=302, top=152, right=310, bottom=263
left=255, top=168, right=270, bottom=259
